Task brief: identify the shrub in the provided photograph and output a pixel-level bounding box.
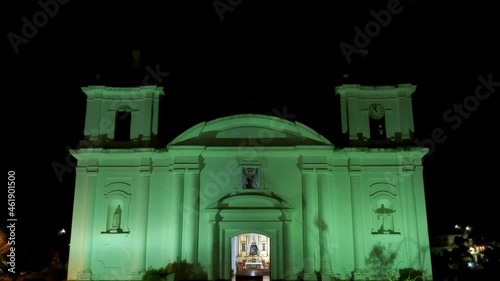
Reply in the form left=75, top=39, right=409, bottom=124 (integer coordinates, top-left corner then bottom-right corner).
left=142, top=266, right=168, bottom=281
left=398, top=268, right=423, bottom=281
left=166, top=260, right=208, bottom=281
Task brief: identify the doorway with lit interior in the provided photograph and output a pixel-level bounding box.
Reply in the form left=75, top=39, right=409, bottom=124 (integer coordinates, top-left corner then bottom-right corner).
left=232, top=233, right=271, bottom=281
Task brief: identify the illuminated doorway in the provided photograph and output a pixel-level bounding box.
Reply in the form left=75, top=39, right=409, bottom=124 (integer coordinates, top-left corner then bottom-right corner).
left=231, top=233, right=270, bottom=281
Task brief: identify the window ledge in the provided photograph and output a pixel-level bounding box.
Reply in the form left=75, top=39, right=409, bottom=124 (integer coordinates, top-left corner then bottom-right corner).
left=101, top=230, right=130, bottom=234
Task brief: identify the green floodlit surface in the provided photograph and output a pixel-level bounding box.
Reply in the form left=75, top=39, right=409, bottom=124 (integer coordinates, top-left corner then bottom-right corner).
left=67, top=85, right=433, bottom=281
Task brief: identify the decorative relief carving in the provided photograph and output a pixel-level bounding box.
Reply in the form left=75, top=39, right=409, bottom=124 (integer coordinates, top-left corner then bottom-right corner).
left=97, top=244, right=130, bottom=268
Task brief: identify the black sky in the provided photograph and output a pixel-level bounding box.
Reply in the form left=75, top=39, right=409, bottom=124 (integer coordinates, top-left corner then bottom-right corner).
left=4, top=0, right=500, bottom=260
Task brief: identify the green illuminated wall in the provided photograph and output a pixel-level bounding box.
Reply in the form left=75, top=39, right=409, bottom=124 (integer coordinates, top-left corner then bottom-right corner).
left=67, top=85, right=433, bottom=281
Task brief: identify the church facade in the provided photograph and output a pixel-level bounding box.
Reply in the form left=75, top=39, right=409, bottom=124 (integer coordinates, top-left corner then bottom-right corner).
left=67, top=85, right=433, bottom=281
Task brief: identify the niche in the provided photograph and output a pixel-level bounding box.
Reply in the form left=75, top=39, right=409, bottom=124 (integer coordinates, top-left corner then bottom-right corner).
left=369, top=183, right=399, bottom=234
left=102, top=190, right=131, bottom=233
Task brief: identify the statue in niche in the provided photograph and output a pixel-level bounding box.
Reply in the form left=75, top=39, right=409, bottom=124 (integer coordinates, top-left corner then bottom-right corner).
left=112, top=204, right=123, bottom=232
left=374, top=204, right=395, bottom=234
left=243, top=167, right=259, bottom=189
left=249, top=243, right=259, bottom=256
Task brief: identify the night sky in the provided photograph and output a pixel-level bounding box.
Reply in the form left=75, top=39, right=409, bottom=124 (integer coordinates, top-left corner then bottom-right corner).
left=5, top=0, right=499, bottom=266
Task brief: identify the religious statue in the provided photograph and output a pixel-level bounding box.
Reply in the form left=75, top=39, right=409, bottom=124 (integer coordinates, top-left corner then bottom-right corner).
left=243, top=167, right=259, bottom=189
left=373, top=204, right=395, bottom=233
left=249, top=243, right=259, bottom=256
left=249, top=233, right=259, bottom=255
left=112, top=204, right=123, bottom=232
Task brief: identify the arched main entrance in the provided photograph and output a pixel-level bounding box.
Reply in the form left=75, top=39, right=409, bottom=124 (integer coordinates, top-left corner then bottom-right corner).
left=232, top=233, right=271, bottom=280
left=206, top=191, right=294, bottom=281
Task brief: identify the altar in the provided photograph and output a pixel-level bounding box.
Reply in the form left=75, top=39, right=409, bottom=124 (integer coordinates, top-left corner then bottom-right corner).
left=244, top=261, right=263, bottom=269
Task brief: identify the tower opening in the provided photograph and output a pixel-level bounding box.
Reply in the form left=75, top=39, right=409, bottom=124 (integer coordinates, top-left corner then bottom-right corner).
left=115, top=110, right=131, bottom=141
left=369, top=117, right=386, bottom=140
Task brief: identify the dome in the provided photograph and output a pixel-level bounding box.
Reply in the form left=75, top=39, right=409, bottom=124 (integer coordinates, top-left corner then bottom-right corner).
left=168, top=114, right=332, bottom=147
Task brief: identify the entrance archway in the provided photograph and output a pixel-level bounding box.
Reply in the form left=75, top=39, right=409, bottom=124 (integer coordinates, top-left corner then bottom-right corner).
left=232, top=233, right=271, bottom=280
left=206, top=191, right=294, bottom=281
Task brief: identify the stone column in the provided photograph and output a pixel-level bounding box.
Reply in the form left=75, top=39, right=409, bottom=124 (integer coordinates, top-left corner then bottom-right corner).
left=317, top=171, right=332, bottom=275
left=282, top=213, right=293, bottom=280
left=413, top=164, right=433, bottom=277
left=209, top=211, right=220, bottom=280
left=166, top=170, right=183, bottom=263
left=181, top=169, right=200, bottom=263
left=403, top=171, right=421, bottom=267
left=68, top=168, right=96, bottom=280
left=302, top=170, right=319, bottom=280
left=207, top=220, right=216, bottom=281
left=350, top=169, right=365, bottom=279
left=133, top=172, right=150, bottom=273
left=84, top=98, right=101, bottom=141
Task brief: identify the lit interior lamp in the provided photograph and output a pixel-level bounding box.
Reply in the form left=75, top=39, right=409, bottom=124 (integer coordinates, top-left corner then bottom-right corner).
left=58, top=228, right=66, bottom=235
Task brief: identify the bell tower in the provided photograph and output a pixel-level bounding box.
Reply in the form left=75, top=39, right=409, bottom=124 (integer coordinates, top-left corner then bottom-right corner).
left=335, top=84, right=416, bottom=147
left=80, top=85, right=164, bottom=148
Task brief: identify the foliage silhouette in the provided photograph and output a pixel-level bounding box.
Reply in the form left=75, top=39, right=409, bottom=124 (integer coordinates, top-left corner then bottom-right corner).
left=142, top=260, right=208, bottom=281
left=142, top=266, right=168, bottom=281
left=168, top=260, right=208, bottom=281
left=365, top=243, right=398, bottom=280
